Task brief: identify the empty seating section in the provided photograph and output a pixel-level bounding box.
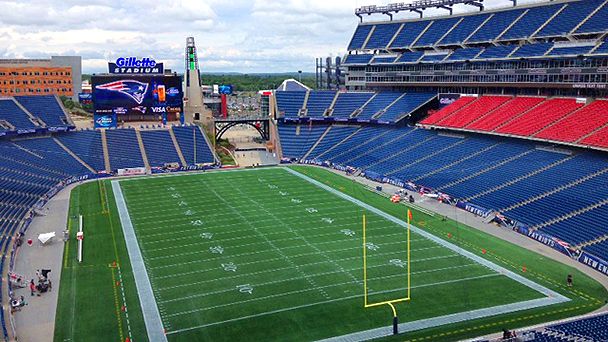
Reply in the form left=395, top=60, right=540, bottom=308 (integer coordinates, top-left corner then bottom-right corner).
left=496, top=98, right=583, bottom=136
left=473, top=154, right=606, bottom=210
left=278, top=124, right=327, bottom=159
left=388, top=137, right=496, bottom=180
left=364, top=23, right=400, bottom=49
left=548, top=45, right=593, bottom=56
left=594, top=40, right=608, bottom=54
left=56, top=130, right=106, bottom=171
left=437, top=96, right=511, bottom=128
left=344, top=54, right=373, bottom=64
left=276, top=91, right=306, bottom=118
left=467, top=97, right=544, bottom=131
left=575, top=1, right=608, bottom=34
left=348, top=25, right=372, bottom=50
left=319, top=126, right=389, bottom=163
left=13, top=138, right=89, bottom=175
left=172, top=126, right=215, bottom=165
left=331, top=93, right=374, bottom=118
left=140, top=130, right=181, bottom=166
left=500, top=4, right=562, bottom=40
left=445, top=47, right=483, bottom=61
left=420, top=96, right=476, bottom=125
left=504, top=171, right=608, bottom=228
left=396, top=51, right=423, bottom=63
left=541, top=204, right=608, bottom=245
left=306, top=126, right=359, bottom=160
left=14, top=96, right=69, bottom=128
left=356, top=93, right=402, bottom=120
left=535, top=100, right=608, bottom=142
left=371, top=56, right=397, bottom=64
left=467, top=9, right=525, bottom=43
left=511, top=42, right=553, bottom=57
left=419, top=54, right=447, bottom=62
left=105, top=129, right=144, bottom=170
left=0, top=99, right=36, bottom=130
left=545, top=313, right=608, bottom=341
left=443, top=150, right=564, bottom=200
left=476, top=45, right=517, bottom=59
left=536, top=0, right=602, bottom=37
left=389, top=22, right=430, bottom=49
left=335, top=127, right=410, bottom=167
left=377, top=93, right=435, bottom=122
left=439, top=14, right=490, bottom=45
left=414, top=17, right=460, bottom=47
left=305, top=91, right=336, bottom=117
left=580, top=125, right=608, bottom=148
left=585, top=240, right=608, bottom=262
left=417, top=142, right=531, bottom=189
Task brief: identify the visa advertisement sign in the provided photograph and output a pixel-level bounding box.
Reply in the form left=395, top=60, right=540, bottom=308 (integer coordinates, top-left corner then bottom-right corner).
left=108, top=57, right=164, bottom=74
left=92, top=75, right=183, bottom=116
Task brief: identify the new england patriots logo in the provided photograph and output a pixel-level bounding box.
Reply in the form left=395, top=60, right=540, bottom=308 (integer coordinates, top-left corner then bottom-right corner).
left=95, top=80, right=148, bottom=104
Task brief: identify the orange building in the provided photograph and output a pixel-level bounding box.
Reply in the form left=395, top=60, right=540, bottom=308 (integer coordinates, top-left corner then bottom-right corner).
left=0, top=56, right=82, bottom=100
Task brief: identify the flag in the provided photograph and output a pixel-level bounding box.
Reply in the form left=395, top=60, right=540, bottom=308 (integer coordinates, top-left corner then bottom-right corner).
left=407, top=209, right=413, bottom=222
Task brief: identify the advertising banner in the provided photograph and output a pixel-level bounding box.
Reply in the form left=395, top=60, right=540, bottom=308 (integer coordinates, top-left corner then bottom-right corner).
left=92, top=74, right=183, bottom=117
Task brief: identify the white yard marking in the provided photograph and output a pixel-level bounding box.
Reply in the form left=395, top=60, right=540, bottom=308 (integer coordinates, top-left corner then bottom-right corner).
left=322, top=217, right=334, bottom=224
left=222, top=262, right=237, bottom=272
left=389, top=259, right=407, bottom=268
left=190, top=219, right=203, bottom=226
left=183, top=210, right=194, bottom=216
left=306, top=207, right=318, bottom=213
left=236, top=284, right=254, bottom=294
left=365, top=242, right=380, bottom=251
left=340, top=229, right=355, bottom=237
left=209, top=246, right=224, bottom=254
left=291, top=198, right=302, bottom=204
left=200, top=232, right=213, bottom=240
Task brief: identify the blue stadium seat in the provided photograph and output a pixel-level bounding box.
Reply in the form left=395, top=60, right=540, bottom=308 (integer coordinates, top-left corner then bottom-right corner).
left=276, top=91, right=306, bottom=118
left=364, top=23, right=401, bottom=49
left=536, top=0, right=603, bottom=37
left=14, top=96, right=71, bottom=129
left=172, top=126, right=215, bottom=165
left=105, top=129, right=145, bottom=170
left=140, top=130, right=182, bottom=166
left=348, top=25, right=373, bottom=50
left=467, top=9, right=526, bottom=43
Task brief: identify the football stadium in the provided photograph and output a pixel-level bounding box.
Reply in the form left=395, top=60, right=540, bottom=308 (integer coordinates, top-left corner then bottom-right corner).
left=2, top=0, right=608, bottom=341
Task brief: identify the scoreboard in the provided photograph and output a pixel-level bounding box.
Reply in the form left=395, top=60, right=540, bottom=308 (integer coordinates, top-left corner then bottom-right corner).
left=92, top=74, right=183, bottom=127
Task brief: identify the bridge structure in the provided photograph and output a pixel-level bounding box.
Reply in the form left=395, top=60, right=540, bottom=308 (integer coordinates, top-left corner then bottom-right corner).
left=213, top=115, right=271, bottom=141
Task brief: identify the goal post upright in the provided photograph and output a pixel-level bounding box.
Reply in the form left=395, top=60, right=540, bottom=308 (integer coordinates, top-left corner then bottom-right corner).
left=362, top=209, right=412, bottom=335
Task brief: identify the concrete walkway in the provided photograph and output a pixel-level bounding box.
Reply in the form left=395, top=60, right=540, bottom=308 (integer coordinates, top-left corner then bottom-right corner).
left=11, top=182, right=77, bottom=342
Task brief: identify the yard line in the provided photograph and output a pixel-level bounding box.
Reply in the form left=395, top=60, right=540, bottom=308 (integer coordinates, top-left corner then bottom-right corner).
left=157, top=252, right=460, bottom=291
left=163, top=273, right=501, bottom=329
left=158, top=262, right=479, bottom=303
left=150, top=244, right=446, bottom=271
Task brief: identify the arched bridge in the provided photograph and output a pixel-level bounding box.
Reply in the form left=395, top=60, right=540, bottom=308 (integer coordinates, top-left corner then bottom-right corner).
left=214, top=116, right=270, bottom=141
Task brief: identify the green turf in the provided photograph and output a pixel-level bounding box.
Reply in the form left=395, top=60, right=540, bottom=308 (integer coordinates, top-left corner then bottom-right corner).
left=53, top=166, right=608, bottom=342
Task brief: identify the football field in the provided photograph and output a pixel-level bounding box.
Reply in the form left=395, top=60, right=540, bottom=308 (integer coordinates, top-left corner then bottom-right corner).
left=109, top=167, right=568, bottom=341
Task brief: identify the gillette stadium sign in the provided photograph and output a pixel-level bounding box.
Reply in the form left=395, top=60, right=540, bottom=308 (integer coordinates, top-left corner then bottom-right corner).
left=109, top=57, right=164, bottom=74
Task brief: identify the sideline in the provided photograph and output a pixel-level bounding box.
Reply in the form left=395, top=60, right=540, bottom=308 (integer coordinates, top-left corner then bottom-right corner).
left=111, top=180, right=167, bottom=342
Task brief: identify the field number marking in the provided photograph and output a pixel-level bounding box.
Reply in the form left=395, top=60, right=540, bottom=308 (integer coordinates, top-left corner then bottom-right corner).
left=209, top=246, right=224, bottom=254
left=340, top=229, right=355, bottom=237
left=222, top=262, right=237, bottom=272
left=237, top=284, right=253, bottom=294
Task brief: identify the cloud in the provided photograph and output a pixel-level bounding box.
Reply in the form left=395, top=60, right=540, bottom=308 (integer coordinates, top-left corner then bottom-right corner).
left=0, top=0, right=545, bottom=73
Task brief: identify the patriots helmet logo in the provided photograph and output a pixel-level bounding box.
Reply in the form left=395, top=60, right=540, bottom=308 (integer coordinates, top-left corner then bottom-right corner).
left=96, top=80, right=149, bottom=104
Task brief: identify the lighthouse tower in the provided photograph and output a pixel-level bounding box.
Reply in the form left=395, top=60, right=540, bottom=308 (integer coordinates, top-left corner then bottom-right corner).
left=183, top=37, right=211, bottom=126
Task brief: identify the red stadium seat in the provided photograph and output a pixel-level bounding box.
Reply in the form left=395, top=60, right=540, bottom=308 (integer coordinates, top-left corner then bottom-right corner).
left=535, top=100, right=608, bottom=143
left=466, top=97, right=545, bottom=131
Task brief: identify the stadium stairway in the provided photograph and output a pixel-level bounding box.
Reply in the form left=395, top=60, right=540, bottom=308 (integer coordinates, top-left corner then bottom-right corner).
left=169, top=128, right=188, bottom=166
left=52, top=138, right=96, bottom=173
left=301, top=125, right=332, bottom=160
left=350, top=93, right=378, bottom=118
left=499, top=167, right=608, bottom=212
left=532, top=198, right=608, bottom=231
left=465, top=155, right=575, bottom=201
left=578, top=120, right=608, bottom=147
left=325, top=92, right=340, bottom=117
left=570, top=0, right=608, bottom=34
left=420, top=96, right=476, bottom=125
left=135, top=130, right=151, bottom=169
left=99, top=129, right=112, bottom=173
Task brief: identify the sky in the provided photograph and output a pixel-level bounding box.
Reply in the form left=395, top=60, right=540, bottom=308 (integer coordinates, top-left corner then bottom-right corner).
left=0, top=0, right=546, bottom=74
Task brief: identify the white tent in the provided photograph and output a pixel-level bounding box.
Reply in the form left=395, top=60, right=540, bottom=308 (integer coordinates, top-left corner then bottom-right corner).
left=38, top=232, right=55, bottom=245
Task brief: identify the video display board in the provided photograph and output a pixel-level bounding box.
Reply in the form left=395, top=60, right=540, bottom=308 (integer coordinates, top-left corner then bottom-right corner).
left=92, top=74, right=183, bottom=116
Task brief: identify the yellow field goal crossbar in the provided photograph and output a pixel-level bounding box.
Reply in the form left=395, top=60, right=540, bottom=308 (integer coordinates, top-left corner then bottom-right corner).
left=362, top=210, right=412, bottom=317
